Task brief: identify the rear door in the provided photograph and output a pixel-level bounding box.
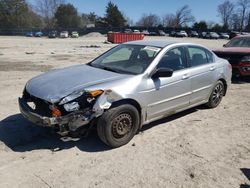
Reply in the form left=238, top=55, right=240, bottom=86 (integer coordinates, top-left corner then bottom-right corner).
left=186, top=46, right=217, bottom=104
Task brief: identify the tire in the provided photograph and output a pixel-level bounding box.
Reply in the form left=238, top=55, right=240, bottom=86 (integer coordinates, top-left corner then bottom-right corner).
left=97, top=104, right=140, bottom=148
left=206, top=80, right=225, bottom=108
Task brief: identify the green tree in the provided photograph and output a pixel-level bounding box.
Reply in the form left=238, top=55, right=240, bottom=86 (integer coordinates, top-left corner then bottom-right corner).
left=105, top=1, right=126, bottom=27
left=212, top=24, right=223, bottom=32
left=192, top=21, right=208, bottom=30
left=0, top=0, right=42, bottom=28
left=81, top=12, right=97, bottom=27
left=55, top=3, right=79, bottom=28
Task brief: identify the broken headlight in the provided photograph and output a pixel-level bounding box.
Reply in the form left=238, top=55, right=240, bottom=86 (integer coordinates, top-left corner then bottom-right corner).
left=64, top=102, right=80, bottom=112
left=59, top=90, right=104, bottom=112
left=59, top=91, right=84, bottom=105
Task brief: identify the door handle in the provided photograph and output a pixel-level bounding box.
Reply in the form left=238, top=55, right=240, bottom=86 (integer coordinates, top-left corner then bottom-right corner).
left=182, top=74, right=189, bottom=80
left=210, top=66, right=215, bottom=71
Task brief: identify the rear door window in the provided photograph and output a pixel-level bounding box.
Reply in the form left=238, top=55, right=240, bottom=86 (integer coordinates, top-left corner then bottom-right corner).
left=187, top=47, right=209, bottom=67
left=187, top=46, right=214, bottom=66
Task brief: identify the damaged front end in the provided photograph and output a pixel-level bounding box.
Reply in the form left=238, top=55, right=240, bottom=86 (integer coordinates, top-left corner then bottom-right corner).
left=19, top=88, right=119, bottom=136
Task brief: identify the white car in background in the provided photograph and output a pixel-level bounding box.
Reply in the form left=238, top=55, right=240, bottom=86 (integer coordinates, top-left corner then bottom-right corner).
left=71, top=31, right=79, bottom=38
left=176, top=30, right=188, bottom=37
left=60, top=31, right=69, bottom=38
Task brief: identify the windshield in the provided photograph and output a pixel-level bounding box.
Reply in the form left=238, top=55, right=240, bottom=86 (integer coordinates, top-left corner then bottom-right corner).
left=89, top=44, right=162, bottom=75
left=225, top=37, right=250, bottom=47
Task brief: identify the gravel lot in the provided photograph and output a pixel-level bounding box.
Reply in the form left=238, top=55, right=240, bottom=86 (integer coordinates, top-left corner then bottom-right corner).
left=0, top=36, right=249, bottom=188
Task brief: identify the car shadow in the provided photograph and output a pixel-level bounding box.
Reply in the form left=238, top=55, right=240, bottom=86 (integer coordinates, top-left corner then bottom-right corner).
left=0, top=106, right=203, bottom=153
left=240, top=184, right=250, bottom=188
left=0, top=114, right=110, bottom=153
left=141, top=108, right=198, bottom=132
left=241, top=168, right=250, bottom=188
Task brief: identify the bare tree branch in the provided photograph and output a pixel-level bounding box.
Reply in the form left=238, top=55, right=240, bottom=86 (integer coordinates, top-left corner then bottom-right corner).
left=35, top=0, right=65, bottom=28
left=217, top=0, right=234, bottom=28
left=237, top=0, right=250, bottom=30
left=175, top=5, right=195, bottom=27
left=137, top=13, right=160, bottom=27
left=162, top=13, right=176, bottom=27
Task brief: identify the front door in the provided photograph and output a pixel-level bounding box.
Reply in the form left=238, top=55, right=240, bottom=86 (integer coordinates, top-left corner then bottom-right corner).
left=142, top=46, right=191, bottom=121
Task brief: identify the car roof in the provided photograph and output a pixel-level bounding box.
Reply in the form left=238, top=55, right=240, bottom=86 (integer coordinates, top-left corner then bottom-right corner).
left=124, top=40, right=177, bottom=48
left=124, top=40, right=210, bottom=50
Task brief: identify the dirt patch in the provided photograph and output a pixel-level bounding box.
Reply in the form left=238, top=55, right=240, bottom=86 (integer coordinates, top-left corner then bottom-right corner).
left=50, top=54, right=73, bottom=61
left=0, top=61, right=52, bottom=72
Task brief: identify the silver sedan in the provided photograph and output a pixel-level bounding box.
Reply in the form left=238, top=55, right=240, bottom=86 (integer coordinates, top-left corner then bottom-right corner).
left=19, top=41, right=232, bottom=147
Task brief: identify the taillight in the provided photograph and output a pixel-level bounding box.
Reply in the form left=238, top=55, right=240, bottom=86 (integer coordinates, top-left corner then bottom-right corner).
left=239, top=62, right=250, bottom=66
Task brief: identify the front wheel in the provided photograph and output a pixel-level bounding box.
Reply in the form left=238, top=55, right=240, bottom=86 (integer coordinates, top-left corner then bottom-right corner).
left=206, top=80, right=225, bottom=108
left=97, top=104, right=140, bottom=148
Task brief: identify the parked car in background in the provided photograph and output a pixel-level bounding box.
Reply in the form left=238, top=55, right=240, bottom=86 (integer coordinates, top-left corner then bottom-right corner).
left=35, top=32, right=43, bottom=37
left=133, top=30, right=141, bottom=33
left=124, top=29, right=132, bottom=33
left=241, top=32, right=250, bottom=36
left=188, top=30, right=199, bottom=37
left=141, top=30, right=150, bottom=36
left=205, top=32, right=219, bottom=39
left=60, top=31, right=69, bottom=38
left=158, top=30, right=166, bottom=36
left=26, top=32, right=33, bottom=37
left=175, top=30, right=188, bottom=37
left=149, top=31, right=158, bottom=36
left=169, top=31, right=176, bottom=37
left=199, top=32, right=207, bottom=38
left=19, top=40, right=231, bottom=148
left=48, top=31, right=57, bottom=38
left=229, top=31, right=240, bottom=39
left=71, top=31, right=79, bottom=38
left=213, top=35, right=250, bottom=77
left=219, top=33, right=229, bottom=39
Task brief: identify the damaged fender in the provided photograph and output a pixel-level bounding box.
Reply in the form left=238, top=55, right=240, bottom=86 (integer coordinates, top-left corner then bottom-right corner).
left=92, top=90, right=122, bottom=117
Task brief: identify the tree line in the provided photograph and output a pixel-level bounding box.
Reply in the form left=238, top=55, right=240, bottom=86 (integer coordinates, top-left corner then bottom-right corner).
left=0, top=0, right=126, bottom=29
left=1, top=0, right=250, bottom=31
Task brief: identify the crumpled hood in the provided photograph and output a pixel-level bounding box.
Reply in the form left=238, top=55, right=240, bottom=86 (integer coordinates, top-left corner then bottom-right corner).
left=26, top=64, right=127, bottom=103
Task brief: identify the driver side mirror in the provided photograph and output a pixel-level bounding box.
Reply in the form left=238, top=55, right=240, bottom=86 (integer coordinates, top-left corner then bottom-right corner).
left=151, top=68, right=173, bottom=79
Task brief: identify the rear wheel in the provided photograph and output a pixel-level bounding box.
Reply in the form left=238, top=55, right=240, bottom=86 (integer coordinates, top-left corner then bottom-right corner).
left=207, top=80, right=225, bottom=108
left=97, top=104, right=140, bottom=148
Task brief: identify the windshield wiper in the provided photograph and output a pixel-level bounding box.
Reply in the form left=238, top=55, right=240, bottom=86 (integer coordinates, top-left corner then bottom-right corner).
left=90, top=64, right=135, bottom=75
left=101, top=66, right=120, bottom=73
left=88, top=64, right=117, bottom=72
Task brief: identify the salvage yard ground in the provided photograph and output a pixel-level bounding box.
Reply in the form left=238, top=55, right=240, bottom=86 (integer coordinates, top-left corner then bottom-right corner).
left=0, top=36, right=249, bottom=188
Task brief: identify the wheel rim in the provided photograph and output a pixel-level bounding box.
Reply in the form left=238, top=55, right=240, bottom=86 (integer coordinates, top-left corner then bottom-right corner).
left=111, top=113, right=133, bottom=139
left=212, top=83, right=224, bottom=106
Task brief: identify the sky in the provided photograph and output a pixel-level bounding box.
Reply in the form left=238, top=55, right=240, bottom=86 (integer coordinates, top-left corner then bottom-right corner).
left=30, top=0, right=227, bottom=24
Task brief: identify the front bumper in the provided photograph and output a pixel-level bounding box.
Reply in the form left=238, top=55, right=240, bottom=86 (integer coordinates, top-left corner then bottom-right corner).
left=19, top=97, right=93, bottom=130
left=18, top=97, right=70, bottom=127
